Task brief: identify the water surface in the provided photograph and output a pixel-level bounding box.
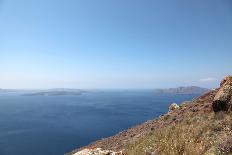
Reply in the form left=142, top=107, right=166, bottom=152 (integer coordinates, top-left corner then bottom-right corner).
left=0, top=90, right=199, bottom=155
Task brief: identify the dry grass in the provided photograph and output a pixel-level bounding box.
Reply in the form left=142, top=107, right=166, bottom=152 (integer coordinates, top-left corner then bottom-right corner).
left=124, top=111, right=232, bottom=155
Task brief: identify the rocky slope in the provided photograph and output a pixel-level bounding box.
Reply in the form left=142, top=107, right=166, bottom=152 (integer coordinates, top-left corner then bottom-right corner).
left=67, top=76, right=232, bottom=155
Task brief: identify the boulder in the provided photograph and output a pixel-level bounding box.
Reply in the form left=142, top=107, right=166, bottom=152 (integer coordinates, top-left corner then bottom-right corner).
left=169, top=103, right=179, bottom=111
left=72, top=148, right=123, bottom=155
left=212, top=76, right=232, bottom=112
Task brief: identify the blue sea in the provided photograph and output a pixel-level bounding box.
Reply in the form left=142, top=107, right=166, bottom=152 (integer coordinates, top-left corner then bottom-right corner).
left=0, top=90, right=198, bottom=155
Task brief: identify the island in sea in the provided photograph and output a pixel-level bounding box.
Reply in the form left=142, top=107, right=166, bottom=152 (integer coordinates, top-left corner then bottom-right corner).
left=22, top=89, right=86, bottom=96
left=154, top=86, right=209, bottom=94
left=0, top=87, right=208, bottom=96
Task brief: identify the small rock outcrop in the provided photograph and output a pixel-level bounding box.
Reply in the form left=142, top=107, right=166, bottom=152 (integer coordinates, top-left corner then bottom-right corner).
left=212, top=76, right=232, bottom=112
left=169, top=103, right=179, bottom=111
left=72, top=148, right=123, bottom=155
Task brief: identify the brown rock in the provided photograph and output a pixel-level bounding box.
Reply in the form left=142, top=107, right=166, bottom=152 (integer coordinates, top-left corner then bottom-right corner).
left=212, top=76, right=232, bottom=112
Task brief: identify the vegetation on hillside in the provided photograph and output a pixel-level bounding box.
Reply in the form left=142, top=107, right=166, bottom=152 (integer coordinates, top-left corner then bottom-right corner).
left=69, top=76, right=232, bottom=155
left=125, top=111, right=232, bottom=155
left=125, top=76, right=232, bottom=155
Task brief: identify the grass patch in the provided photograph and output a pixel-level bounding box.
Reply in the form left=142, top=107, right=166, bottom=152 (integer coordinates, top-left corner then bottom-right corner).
left=124, top=112, right=232, bottom=155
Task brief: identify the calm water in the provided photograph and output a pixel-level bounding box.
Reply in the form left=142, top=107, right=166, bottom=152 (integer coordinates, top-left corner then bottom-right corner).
left=0, top=90, right=198, bottom=155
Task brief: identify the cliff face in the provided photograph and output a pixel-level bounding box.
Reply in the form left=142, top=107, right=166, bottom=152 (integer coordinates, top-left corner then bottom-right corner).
left=67, top=76, right=232, bottom=155
left=212, top=76, right=232, bottom=112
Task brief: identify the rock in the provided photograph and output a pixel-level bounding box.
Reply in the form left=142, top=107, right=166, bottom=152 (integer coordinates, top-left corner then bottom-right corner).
left=72, top=148, right=122, bottom=155
left=212, top=76, right=232, bottom=112
left=172, top=116, right=177, bottom=121
left=169, top=103, right=179, bottom=111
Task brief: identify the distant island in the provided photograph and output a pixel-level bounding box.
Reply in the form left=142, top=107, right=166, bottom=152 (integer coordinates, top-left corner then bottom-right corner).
left=22, top=89, right=85, bottom=96
left=0, top=87, right=209, bottom=96
left=0, top=89, right=20, bottom=93
left=154, top=86, right=209, bottom=94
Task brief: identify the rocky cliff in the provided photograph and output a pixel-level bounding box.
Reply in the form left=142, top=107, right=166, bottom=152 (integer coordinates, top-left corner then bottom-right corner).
left=67, top=76, right=232, bottom=155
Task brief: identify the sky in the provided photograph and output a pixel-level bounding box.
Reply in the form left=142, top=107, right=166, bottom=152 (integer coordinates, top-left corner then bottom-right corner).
left=0, top=0, right=232, bottom=89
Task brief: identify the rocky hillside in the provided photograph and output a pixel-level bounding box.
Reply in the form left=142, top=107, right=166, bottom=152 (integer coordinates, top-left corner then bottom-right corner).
left=67, top=76, right=232, bottom=155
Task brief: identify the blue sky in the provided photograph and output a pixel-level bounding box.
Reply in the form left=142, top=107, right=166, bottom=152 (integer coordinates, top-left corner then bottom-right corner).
left=0, top=0, right=232, bottom=89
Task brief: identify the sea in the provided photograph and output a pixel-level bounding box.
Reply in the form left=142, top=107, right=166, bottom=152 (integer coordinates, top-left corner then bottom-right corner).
left=0, top=90, right=199, bottom=155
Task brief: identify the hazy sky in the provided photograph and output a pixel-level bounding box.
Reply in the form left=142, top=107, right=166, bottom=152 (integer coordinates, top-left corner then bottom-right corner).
left=0, top=0, right=232, bottom=89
